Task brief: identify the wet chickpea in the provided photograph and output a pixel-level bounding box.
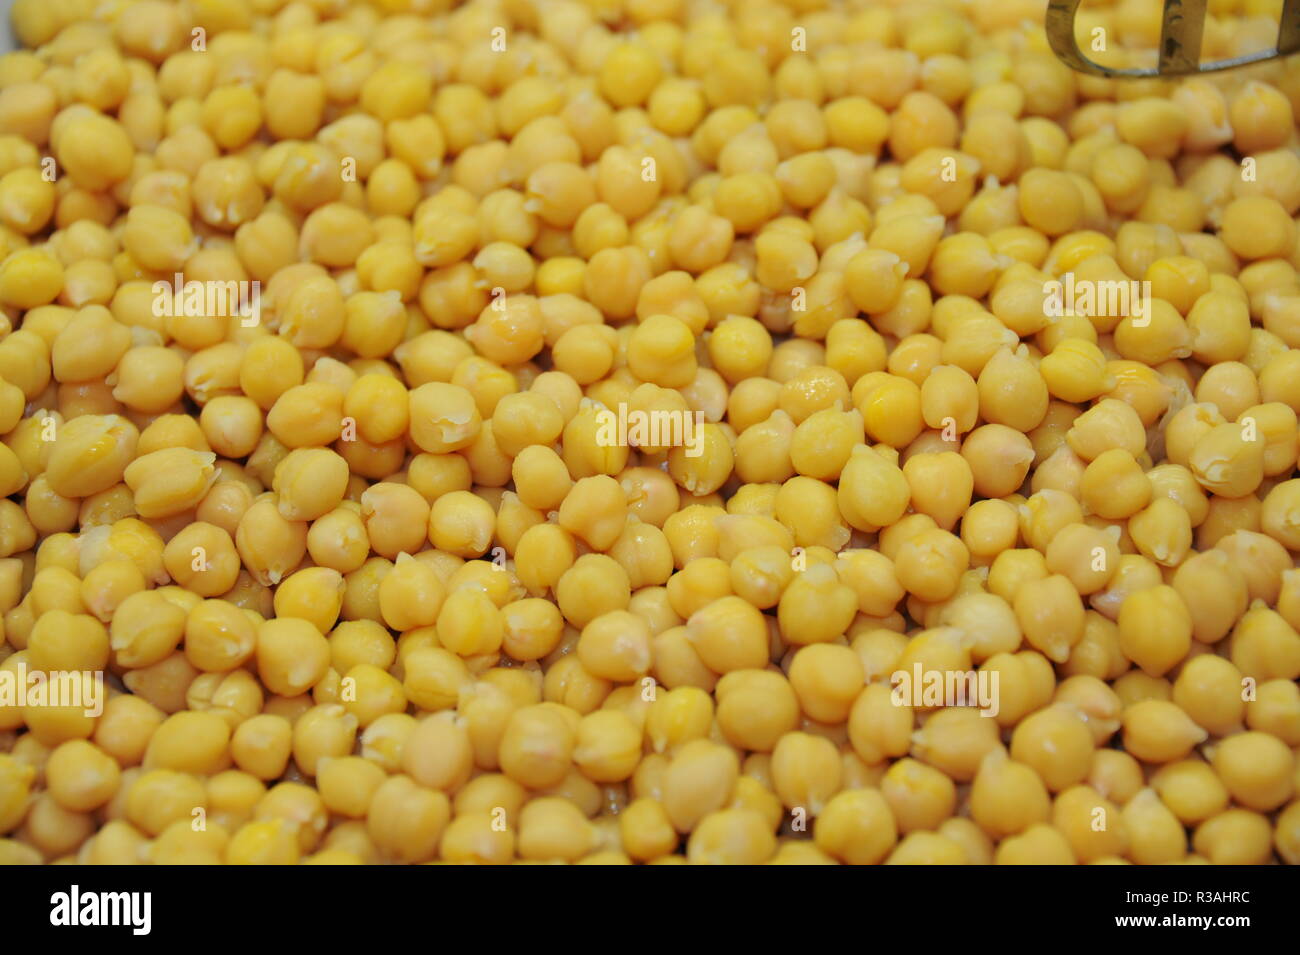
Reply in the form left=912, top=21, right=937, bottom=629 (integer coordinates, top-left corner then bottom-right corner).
left=970, top=749, right=1052, bottom=839
left=1210, top=732, right=1295, bottom=811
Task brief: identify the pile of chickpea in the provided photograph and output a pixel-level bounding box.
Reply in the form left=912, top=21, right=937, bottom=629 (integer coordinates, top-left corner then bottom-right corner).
left=0, top=0, right=1298, bottom=865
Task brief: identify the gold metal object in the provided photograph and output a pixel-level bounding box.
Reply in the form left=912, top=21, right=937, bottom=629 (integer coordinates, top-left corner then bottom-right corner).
left=1047, top=0, right=1300, bottom=76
